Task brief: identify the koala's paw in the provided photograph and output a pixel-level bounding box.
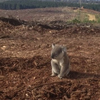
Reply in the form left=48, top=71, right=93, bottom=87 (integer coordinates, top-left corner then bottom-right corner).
left=58, top=74, right=63, bottom=79
left=51, top=73, right=56, bottom=77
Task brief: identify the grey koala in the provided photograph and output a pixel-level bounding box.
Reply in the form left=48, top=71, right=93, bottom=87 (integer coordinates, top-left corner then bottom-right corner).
left=51, top=44, right=70, bottom=79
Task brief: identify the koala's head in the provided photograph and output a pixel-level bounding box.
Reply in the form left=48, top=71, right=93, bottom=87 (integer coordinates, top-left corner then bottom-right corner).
left=51, top=44, right=66, bottom=59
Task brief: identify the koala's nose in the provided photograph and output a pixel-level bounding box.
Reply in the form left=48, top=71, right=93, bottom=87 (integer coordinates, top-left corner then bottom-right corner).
left=51, top=54, right=54, bottom=59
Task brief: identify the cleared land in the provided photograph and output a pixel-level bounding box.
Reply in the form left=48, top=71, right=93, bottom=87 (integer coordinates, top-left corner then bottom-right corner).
left=0, top=7, right=100, bottom=100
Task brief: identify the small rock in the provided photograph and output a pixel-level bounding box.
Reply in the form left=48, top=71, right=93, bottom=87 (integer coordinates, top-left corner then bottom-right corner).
left=49, top=31, right=52, bottom=33
left=25, top=93, right=29, bottom=97
left=1, top=46, right=6, bottom=50
left=33, top=77, right=36, bottom=79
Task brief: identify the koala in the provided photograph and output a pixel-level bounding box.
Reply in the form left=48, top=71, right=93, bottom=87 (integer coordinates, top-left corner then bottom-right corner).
left=51, top=44, right=70, bottom=79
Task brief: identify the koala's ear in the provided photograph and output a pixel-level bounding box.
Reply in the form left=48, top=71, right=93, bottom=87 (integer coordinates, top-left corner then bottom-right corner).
left=52, top=44, right=55, bottom=48
left=62, top=46, right=66, bottom=52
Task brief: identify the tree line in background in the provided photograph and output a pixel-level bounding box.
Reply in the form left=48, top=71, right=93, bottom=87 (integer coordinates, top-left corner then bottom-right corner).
left=0, top=0, right=100, bottom=11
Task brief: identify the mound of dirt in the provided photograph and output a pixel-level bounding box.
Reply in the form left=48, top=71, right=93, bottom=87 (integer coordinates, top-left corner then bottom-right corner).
left=0, top=17, right=25, bottom=26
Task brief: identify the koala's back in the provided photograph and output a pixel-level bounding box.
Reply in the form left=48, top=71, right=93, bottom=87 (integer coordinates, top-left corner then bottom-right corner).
left=63, top=52, right=69, bottom=65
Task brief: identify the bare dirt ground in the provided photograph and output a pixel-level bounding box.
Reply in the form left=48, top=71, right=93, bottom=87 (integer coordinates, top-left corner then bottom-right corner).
left=0, top=7, right=77, bottom=22
left=0, top=8, right=100, bottom=100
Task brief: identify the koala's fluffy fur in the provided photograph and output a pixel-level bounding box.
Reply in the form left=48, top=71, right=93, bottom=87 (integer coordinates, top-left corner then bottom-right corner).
left=51, top=44, right=70, bottom=79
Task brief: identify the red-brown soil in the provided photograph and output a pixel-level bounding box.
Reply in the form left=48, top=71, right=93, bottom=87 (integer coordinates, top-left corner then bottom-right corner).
left=0, top=16, right=100, bottom=100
